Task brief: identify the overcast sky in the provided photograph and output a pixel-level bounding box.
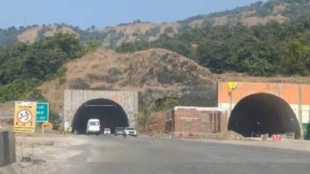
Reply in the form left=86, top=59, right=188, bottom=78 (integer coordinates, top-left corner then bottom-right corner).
left=0, top=0, right=264, bottom=29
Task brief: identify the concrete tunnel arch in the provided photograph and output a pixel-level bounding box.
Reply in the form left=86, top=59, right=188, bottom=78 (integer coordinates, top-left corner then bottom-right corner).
left=72, top=98, right=129, bottom=134
left=228, top=93, right=301, bottom=139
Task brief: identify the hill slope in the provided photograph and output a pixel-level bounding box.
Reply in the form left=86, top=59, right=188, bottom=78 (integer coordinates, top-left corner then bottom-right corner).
left=39, top=48, right=216, bottom=113
left=65, top=48, right=213, bottom=90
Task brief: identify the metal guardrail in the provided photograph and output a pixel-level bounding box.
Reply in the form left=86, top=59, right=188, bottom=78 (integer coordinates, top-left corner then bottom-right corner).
left=0, top=131, right=16, bottom=167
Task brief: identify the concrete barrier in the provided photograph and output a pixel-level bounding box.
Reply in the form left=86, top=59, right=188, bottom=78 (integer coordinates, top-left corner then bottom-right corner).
left=0, top=131, right=16, bottom=167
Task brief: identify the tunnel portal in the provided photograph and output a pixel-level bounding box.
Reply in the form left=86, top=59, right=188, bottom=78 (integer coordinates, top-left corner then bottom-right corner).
left=228, top=93, right=301, bottom=138
left=72, top=98, right=129, bottom=134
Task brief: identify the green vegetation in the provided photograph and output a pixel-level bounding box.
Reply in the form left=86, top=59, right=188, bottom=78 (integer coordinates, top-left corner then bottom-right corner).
left=0, top=33, right=84, bottom=102
left=0, top=27, right=20, bottom=46
left=116, top=15, right=310, bottom=76
left=138, top=96, right=180, bottom=131
left=0, top=80, right=41, bottom=102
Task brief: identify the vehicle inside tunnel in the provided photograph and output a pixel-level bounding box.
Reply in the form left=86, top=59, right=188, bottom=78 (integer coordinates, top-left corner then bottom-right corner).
left=228, top=93, right=301, bottom=139
left=72, top=98, right=129, bottom=134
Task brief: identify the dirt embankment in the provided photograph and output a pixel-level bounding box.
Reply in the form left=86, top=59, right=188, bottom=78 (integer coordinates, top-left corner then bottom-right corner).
left=65, top=48, right=213, bottom=90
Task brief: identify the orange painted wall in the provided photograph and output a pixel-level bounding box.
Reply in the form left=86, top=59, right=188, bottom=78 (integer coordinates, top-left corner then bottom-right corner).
left=218, top=82, right=310, bottom=105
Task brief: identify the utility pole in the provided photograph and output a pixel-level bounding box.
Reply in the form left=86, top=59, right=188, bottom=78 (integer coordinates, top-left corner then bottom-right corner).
left=298, top=84, right=304, bottom=139
left=228, top=82, right=238, bottom=114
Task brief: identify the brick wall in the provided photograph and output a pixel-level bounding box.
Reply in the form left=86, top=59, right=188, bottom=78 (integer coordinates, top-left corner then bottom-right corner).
left=146, top=112, right=167, bottom=135
left=173, top=107, right=228, bottom=138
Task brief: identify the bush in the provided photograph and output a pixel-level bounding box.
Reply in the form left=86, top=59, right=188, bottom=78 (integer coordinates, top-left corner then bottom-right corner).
left=0, top=80, right=43, bottom=102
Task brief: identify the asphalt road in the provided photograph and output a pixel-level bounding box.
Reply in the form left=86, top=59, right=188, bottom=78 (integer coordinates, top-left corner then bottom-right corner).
left=55, top=136, right=310, bottom=174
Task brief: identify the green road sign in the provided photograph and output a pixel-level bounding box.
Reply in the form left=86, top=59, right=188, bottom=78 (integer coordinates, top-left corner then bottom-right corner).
left=36, top=102, right=49, bottom=123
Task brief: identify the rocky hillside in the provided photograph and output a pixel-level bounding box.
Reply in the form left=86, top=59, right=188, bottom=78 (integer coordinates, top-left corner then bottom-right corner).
left=39, top=48, right=217, bottom=113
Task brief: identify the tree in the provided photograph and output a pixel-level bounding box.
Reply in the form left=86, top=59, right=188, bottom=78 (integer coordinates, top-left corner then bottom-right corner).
left=282, top=40, right=310, bottom=75
left=0, top=33, right=84, bottom=102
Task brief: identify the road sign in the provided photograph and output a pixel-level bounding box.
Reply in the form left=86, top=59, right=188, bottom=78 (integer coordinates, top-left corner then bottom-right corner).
left=14, top=101, right=37, bottom=133
left=228, top=82, right=238, bottom=91
left=36, top=102, right=49, bottom=123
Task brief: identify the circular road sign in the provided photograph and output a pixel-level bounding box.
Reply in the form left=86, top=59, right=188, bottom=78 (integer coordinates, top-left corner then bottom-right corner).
left=17, top=110, right=33, bottom=123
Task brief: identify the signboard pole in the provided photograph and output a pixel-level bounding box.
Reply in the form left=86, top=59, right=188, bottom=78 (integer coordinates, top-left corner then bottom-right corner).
left=41, top=124, right=45, bottom=135
left=227, top=82, right=238, bottom=114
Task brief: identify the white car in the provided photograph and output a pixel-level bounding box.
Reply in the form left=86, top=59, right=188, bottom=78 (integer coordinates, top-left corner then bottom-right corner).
left=124, top=127, right=137, bottom=136
left=86, top=119, right=101, bottom=135
left=103, top=128, right=111, bottom=135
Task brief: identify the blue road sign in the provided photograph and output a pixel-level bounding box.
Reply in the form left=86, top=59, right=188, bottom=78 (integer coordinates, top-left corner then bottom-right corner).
left=36, top=102, right=49, bottom=123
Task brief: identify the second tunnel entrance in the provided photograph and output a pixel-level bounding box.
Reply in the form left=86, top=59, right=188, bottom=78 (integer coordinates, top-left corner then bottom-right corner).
left=228, top=93, right=301, bottom=139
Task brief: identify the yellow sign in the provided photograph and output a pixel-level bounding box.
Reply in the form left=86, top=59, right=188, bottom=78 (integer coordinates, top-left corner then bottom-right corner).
left=228, top=82, right=238, bottom=91
left=14, top=101, right=37, bottom=133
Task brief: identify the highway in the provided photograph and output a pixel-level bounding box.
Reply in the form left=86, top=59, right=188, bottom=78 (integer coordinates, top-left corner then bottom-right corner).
left=51, top=136, right=310, bottom=174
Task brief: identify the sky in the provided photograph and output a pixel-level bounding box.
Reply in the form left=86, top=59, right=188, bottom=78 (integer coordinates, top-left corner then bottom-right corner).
left=0, top=0, right=264, bottom=29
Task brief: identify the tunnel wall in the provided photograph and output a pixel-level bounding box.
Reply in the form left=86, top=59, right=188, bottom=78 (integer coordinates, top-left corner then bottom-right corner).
left=218, top=82, right=310, bottom=138
left=64, top=90, right=139, bottom=129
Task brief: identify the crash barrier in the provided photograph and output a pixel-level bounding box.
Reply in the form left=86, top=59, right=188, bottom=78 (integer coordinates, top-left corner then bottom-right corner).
left=0, top=131, right=16, bottom=167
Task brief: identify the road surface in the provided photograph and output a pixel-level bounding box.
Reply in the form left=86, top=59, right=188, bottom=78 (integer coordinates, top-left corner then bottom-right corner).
left=47, top=136, right=310, bottom=174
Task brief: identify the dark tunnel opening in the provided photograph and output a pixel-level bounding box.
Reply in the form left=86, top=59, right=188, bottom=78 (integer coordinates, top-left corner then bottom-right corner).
left=228, top=93, right=301, bottom=139
left=72, top=98, right=129, bottom=134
